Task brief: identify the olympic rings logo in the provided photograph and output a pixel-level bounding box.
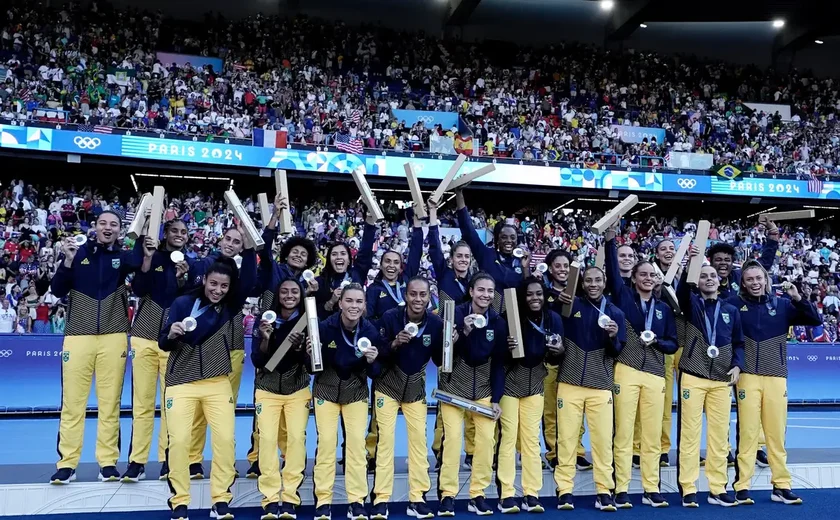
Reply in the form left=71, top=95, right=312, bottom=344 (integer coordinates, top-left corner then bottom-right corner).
left=416, top=116, right=435, bottom=124
left=74, top=136, right=102, bottom=149
left=807, top=355, right=818, bottom=362
left=677, top=178, right=697, bottom=189
left=0, top=350, right=12, bottom=357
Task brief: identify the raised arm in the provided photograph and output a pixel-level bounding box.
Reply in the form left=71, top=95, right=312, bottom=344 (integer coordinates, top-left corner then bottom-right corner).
left=406, top=212, right=424, bottom=278
left=654, top=307, right=679, bottom=355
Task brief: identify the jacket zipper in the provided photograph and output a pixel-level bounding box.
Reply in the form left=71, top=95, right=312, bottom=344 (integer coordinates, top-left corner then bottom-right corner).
left=96, top=252, right=104, bottom=334
left=755, top=304, right=761, bottom=373
left=580, top=351, right=588, bottom=387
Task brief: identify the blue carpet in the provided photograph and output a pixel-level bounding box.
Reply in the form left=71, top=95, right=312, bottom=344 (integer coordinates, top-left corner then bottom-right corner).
left=0, top=491, right=830, bottom=520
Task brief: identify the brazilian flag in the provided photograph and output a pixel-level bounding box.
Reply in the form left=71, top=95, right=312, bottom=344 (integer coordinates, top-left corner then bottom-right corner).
left=717, top=164, right=741, bottom=180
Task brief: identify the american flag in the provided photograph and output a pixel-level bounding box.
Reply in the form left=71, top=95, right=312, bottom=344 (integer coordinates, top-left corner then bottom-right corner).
left=78, top=124, right=113, bottom=134
left=335, top=132, right=364, bottom=154
left=349, top=110, right=361, bottom=124
left=807, top=172, right=824, bottom=194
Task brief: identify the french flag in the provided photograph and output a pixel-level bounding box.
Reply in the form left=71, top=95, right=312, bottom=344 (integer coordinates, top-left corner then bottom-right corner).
left=253, top=128, right=287, bottom=148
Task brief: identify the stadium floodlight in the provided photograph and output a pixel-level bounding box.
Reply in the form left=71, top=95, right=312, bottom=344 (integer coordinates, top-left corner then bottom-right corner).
left=772, top=19, right=785, bottom=28
left=815, top=39, right=824, bottom=44
left=639, top=23, right=648, bottom=28
left=600, top=0, right=614, bottom=11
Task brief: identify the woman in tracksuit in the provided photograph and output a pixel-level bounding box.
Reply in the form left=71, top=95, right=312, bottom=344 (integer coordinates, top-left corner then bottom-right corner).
left=728, top=261, right=820, bottom=506
left=314, top=213, right=378, bottom=319
left=311, top=283, right=382, bottom=520
left=251, top=278, right=310, bottom=520
left=541, top=250, right=591, bottom=471
left=160, top=257, right=249, bottom=520
left=124, top=219, right=193, bottom=482
left=436, top=272, right=507, bottom=517
left=605, top=240, right=678, bottom=509
left=551, top=266, right=624, bottom=513
left=370, top=276, right=443, bottom=520
left=675, top=263, right=744, bottom=508
left=496, top=276, right=564, bottom=514
left=187, top=224, right=257, bottom=479
left=247, top=197, right=318, bottom=479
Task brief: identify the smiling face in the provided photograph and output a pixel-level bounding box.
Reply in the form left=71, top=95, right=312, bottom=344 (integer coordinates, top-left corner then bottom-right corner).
left=287, top=245, right=308, bottom=270
left=525, top=282, right=544, bottom=313
left=470, top=278, right=496, bottom=311
left=549, top=255, right=570, bottom=283
left=165, top=221, right=188, bottom=250
left=617, top=245, right=636, bottom=273
left=380, top=251, right=401, bottom=282
left=203, top=272, right=231, bottom=303
left=632, top=262, right=656, bottom=293
left=220, top=228, right=244, bottom=258
left=277, top=280, right=301, bottom=311
left=742, top=266, right=767, bottom=297
left=406, top=279, right=430, bottom=315
left=96, top=213, right=121, bottom=245
left=655, top=240, right=676, bottom=268
left=330, top=244, right=351, bottom=274
left=339, top=288, right=366, bottom=321
left=497, top=225, right=517, bottom=256
left=583, top=267, right=606, bottom=300
left=711, top=251, right=733, bottom=278
left=698, top=265, right=720, bottom=296
left=452, top=244, right=472, bottom=274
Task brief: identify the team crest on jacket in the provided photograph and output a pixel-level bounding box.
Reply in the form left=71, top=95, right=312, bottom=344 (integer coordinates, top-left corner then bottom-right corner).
left=486, top=330, right=495, bottom=341
left=655, top=309, right=663, bottom=320
left=731, top=282, right=739, bottom=290
left=112, top=259, right=121, bottom=269
left=722, top=313, right=730, bottom=324
left=515, top=267, right=522, bottom=274
left=423, top=334, right=431, bottom=346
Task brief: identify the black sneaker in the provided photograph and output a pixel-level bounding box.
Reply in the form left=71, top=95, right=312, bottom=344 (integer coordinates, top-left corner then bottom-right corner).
left=49, top=468, right=76, bottom=485
left=708, top=493, right=738, bottom=507
left=594, top=494, right=616, bottom=512
left=367, top=458, right=377, bottom=475
left=557, top=494, right=574, bottom=511
left=575, top=456, right=593, bottom=471
left=614, top=492, right=632, bottom=509
left=171, top=505, right=189, bottom=520
left=347, top=503, right=368, bottom=520
left=247, top=461, right=261, bottom=479
left=771, top=488, right=803, bottom=505
left=189, top=463, right=205, bottom=479
left=497, top=498, right=520, bottom=514
left=631, top=455, right=640, bottom=469
left=210, top=502, right=234, bottom=520
left=315, top=505, right=332, bottom=520
left=370, top=503, right=388, bottom=520
left=407, top=502, right=434, bottom=519
left=735, top=490, right=754, bottom=505
left=262, top=503, right=281, bottom=520
left=659, top=454, right=670, bottom=467
left=756, top=450, right=770, bottom=468
left=699, top=455, right=706, bottom=467
left=468, top=497, right=493, bottom=516
left=681, top=493, right=699, bottom=508
left=159, top=461, right=170, bottom=480
left=279, top=503, right=297, bottom=520
left=99, top=466, right=120, bottom=482
left=727, top=452, right=736, bottom=467
left=642, top=492, right=669, bottom=508
left=522, top=496, right=544, bottom=513
left=462, top=454, right=474, bottom=471
left=121, top=462, right=146, bottom=483
left=438, top=497, right=456, bottom=517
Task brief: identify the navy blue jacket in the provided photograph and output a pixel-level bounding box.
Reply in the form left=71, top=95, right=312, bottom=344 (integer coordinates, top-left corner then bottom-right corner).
left=457, top=207, right=522, bottom=292
left=426, top=225, right=470, bottom=307
left=376, top=307, right=444, bottom=402
left=717, top=238, right=778, bottom=300
left=446, top=302, right=508, bottom=403
left=366, top=277, right=408, bottom=323
left=314, top=222, right=377, bottom=318
left=131, top=248, right=196, bottom=340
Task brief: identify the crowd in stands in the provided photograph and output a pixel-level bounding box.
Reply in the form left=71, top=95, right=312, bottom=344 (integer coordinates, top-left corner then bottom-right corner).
left=1, top=176, right=840, bottom=341
left=1, top=1, right=839, bottom=175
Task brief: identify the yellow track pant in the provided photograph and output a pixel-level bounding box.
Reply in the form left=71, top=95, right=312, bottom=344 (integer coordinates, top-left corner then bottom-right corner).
left=313, top=399, right=369, bottom=506
left=734, top=374, right=791, bottom=491
left=433, top=409, right=475, bottom=457
left=372, top=392, right=430, bottom=504
left=614, top=362, right=665, bottom=494
left=728, top=387, right=765, bottom=453
left=634, top=347, right=681, bottom=456
left=165, top=376, right=235, bottom=508
left=128, top=337, right=169, bottom=464
left=497, top=395, right=543, bottom=498
left=553, top=383, right=614, bottom=495
left=677, top=373, right=730, bottom=496
left=191, top=349, right=244, bottom=464
left=57, top=333, right=127, bottom=469
left=247, top=391, right=288, bottom=466
left=365, top=389, right=379, bottom=461
left=438, top=398, right=496, bottom=499
left=255, top=388, right=310, bottom=507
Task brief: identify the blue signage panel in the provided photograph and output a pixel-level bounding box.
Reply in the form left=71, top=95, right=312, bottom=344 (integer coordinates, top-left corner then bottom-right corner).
left=611, top=125, right=666, bottom=144
left=391, top=109, right=459, bottom=130
left=1, top=124, right=837, bottom=201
